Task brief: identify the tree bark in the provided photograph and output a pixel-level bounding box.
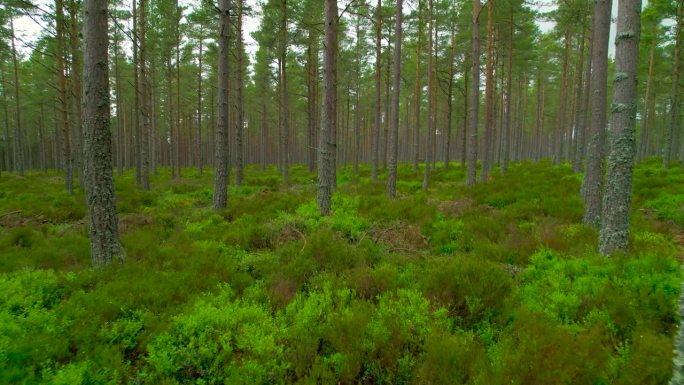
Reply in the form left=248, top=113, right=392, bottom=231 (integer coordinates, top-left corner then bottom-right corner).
left=481, top=0, right=493, bottom=182
left=354, top=10, right=362, bottom=174
left=214, top=0, right=230, bottom=210
left=175, top=3, right=182, bottom=178
left=9, top=18, right=24, bottom=176
left=599, top=0, right=641, bottom=255
left=444, top=18, right=456, bottom=169
left=556, top=30, right=571, bottom=164
left=573, top=28, right=591, bottom=172
left=83, top=0, right=125, bottom=267
left=467, top=0, right=481, bottom=186
left=139, top=0, right=150, bottom=190
left=318, top=0, right=338, bottom=215
left=69, top=0, right=84, bottom=186
left=113, top=32, right=124, bottom=176
left=133, top=0, right=141, bottom=185
left=280, top=0, right=290, bottom=184
left=422, top=0, right=433, bottom=190
left=306, top=27, right=318, bottom=173
left=582, top=0, right=612, bottom=227
left=501, top=12, right=513, bottom=175
left=387, top=0, right=402, bottom=197
left=638, top=37, right=655, bottom=161
left=413, top=0, right=422, bottom=173
left=664, top=2, right=682, bottom=168
left=372, top=0, right=382, bottom=181
left=236, top=0, right=245, bottom=186
left=55, top=0, right=72, bottom=193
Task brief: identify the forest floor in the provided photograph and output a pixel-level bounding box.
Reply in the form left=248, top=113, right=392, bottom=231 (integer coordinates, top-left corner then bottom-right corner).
left=0, top=160, right=682, bottom=384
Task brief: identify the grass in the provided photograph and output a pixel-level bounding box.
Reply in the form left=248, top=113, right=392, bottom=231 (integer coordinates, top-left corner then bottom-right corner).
left=0, top=160, right=681, bottom=384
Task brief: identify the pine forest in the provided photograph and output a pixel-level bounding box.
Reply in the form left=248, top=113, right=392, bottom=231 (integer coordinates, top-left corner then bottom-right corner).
left=1, top=0, right=684, bottom=383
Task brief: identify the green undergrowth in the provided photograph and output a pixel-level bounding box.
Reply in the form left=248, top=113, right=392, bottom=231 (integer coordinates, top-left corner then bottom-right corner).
left=0, top=161, right=681, bottom=384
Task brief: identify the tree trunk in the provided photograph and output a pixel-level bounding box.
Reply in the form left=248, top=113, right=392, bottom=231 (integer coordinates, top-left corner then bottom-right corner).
left=372, top=0, right=382, bottom=181
left=387, top=0, right=403, bottom=197
left=83, top=0, right=125, bottom=267
left=573, top=28, right=591, bottom=172
left=501, top=12, right=513, bottom=175
left=638, top=37, right=655, bottom=161
left=236, top=0, right=245, bottom=186
left=214, top=0, right=230, bottom=210
left=461, top=64, right=468, bottom=165
left=383, top=35, right=391, bottom=171
left=598, top=0, right=641, bottom=255
left=306, top=28, right=317, bottom=173
left=280, top=0, right=290, bottom=184
left=467, top=0, right=481, bottom=186
left=481, top=0, right=493, bottom=182
left=583, top=0, right=612, bottom=227
left=664, top=2, right=682, bottom=168
left=198, top=27, right=204, bottom=175
left=2, top=69, right=11, bottom=173
left=167, top=58, right=175, bottom=178
left=176, top=3, right=182, bottom=178
left=444, top=19, right=456, bottom=169
left=422, top=0, right=433, bottom=190
left=354, top=10, right=362, bottom=174
left=55, top=0, right=72, bottom=193
left=114, top=33, right=124, bottom=176
left=133, top=0, right=141, bottom=185
left=555, top=30, right=571, bottom=164
left=139, top=0, right=150, bottom=190
left=69, top=0, right=84, bottom=186
left=413, top=0, right=422, bottom=173
left=318, top=0, right=338, bottom=215
left=10, top=18, right=24, bottom=176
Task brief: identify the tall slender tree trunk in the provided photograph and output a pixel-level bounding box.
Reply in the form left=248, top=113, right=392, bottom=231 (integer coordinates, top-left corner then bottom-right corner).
left=261, top=82, right=267, bottom=170
left=573, top=28, right=590, bottom=172
left=236, top=0, right=245, bottom=186
left=387, top=0, right=402, bottom=197
left=114, top=35, right=124, bottom=176
left=461, top=64, right=468, bottom=165
left=167, top=58, right=175, bottom=178
left=214, top=0, right=230, bottom=210
left=383, top=36, right=391, bottom=171
left=444, top=19, right=456, bottom=169
left=69, top=0, right=84, bottom=186
left=664, top=2, right=682, bottom=168
left=501, top=12, right=513, bottom=175
left=2, top=69, right=11, bottom=173
left=583, top=0, right=612, bottom=227
left=139, top=0, right=150, bottom=190
left=280, top=0, right=290, bottom=185
left=150, top=61, right=158, bottom=176
left=83, top=0, right=125, bottom=267
left=413, top=0, right=422, bottom=173
left=467, top=0, right=481, bottom=186
left=422, top=0, right=433, bottom=190
left=10, top=18, right=24, bottom=176
left=556, top=30, right=571, bottom=164
left=481, top=0, right=493, bottom=182
left=318, top=0, right=338, bottom=215
left=598, top=0, right=641, bottom=255
left=198, top=27, right=204, bottom=175
left=306, top=28, right=317, bottom=173
left=175, top=3, right=182, bottom=178
left=354, top=10, right=362, bottom=174
left=638, top=37, right=655, bottom=161
left=55, top=0, right=72, bottom=192
left=372, top=0, right=382, bottom=181
left=133, top=0, right=141, bottom=185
